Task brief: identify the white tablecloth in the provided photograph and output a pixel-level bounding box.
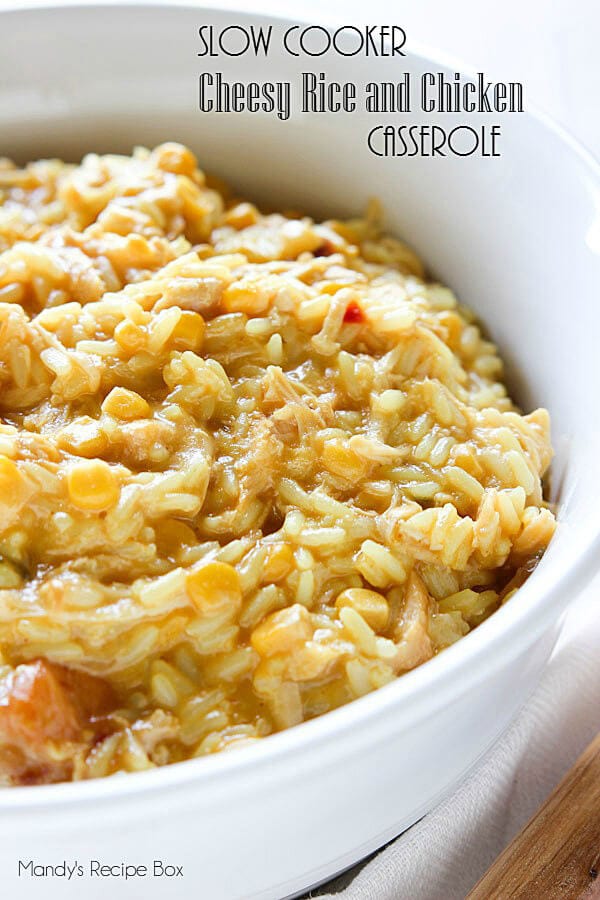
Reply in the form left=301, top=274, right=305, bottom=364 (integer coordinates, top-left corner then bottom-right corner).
left=316, top=578, right=600, bottom=898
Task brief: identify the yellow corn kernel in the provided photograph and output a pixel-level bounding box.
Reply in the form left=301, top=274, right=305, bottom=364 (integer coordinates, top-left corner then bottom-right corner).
left=67, top=459, right=120, bottom=512
left=322, top=441, right=369, bottom=482
left=57, top=418, right=108, bottom=458
left=335, top=588, right=389, bottom=632
left=251, top=604, right=312, bottom=658
left=320, top=280, right=357, bottom=295
left=114, top=319, right=147, bottom=353
left=151, top=142, right=197, bottom=176
left=186, top=561, right=242, bottom=616
left=102, top=387, right=151, bottom=421
left=222, top=281, right=271, bottom=315
left=224, top=202, right=259, bottom=230
left=170, top=311, right=205, bottom=351
left=262, top=542, right=294, bottom=583
left=156, top=520, right=198, bottom=558
left=0, top=455, right=31, bottom=511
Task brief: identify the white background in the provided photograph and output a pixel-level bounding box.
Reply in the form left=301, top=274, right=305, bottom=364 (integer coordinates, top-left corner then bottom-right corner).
left=0, top=0, right=598, bottom=154
left=240, top=0, right=600, bottom=155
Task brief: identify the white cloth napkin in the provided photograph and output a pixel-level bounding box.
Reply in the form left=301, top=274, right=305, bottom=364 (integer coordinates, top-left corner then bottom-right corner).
left=315, top=577, right=600, bottom=899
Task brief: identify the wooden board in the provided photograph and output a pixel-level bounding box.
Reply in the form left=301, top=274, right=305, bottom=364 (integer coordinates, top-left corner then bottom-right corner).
left=467, top=732, right=600, bottom=899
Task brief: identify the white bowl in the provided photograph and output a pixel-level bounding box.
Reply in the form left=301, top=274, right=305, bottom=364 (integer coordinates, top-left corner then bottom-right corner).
left=0, top=5, right=599, bottom=899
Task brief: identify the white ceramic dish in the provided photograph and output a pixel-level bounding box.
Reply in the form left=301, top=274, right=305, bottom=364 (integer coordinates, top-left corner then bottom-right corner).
left=0, top=5, right=599, bottom=899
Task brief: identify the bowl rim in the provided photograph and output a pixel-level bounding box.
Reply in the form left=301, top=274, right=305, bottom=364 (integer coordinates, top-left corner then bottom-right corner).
left=0, top=0, right=599, bottom=812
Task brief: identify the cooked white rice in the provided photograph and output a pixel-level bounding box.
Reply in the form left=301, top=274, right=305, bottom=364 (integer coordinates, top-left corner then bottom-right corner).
left=0, top=143, right=555, bottom=784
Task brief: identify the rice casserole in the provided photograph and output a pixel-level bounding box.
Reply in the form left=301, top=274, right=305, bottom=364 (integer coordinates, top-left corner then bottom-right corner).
left=0, top=143, right=556, bottom=785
